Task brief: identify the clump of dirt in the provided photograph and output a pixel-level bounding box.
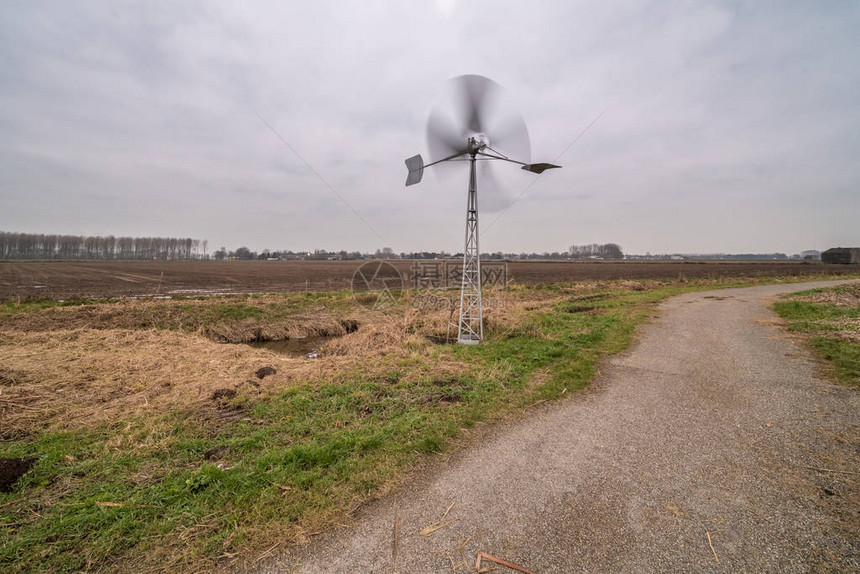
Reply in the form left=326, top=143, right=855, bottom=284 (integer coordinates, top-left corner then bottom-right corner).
left=435, top=391, right=462, bottom=404
left=204, top=446, right=229, bottom=461
left=565, top=305, right=595, bottom=313
left=421, top=390, right=462, bottom=405
left=340, top=319, right=360, bottom=333
left=255, top=366, right=277, bottom=379
left=211, top=388, right=237, bottom=402
left=211, top=388, right=236, bottom=400
left=0, top=457, right=37, bottom=492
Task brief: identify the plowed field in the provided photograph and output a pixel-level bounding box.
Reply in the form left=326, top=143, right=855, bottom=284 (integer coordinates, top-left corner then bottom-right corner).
left=0, top=259, right=849, bottom=301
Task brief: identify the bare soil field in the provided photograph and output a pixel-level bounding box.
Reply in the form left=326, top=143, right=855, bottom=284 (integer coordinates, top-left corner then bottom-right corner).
left=0, top=259, right=851, bottom=301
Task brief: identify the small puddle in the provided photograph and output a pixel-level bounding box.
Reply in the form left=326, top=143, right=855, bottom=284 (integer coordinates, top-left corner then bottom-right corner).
left=247, top=336, right=338, bottom=357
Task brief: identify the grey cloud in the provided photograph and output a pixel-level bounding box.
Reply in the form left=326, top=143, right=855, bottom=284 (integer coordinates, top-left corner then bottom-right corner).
left=1, top=0, right=857, bottom=255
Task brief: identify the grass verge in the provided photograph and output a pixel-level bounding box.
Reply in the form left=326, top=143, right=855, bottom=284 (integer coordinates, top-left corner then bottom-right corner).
left=773, top=282, right=860, bottom=386
left=1, top=274, right=857, bottom=572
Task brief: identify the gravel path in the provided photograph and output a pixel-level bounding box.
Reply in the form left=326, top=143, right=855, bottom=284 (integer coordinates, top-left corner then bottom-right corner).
left=254, top=281, right=860, bottom=573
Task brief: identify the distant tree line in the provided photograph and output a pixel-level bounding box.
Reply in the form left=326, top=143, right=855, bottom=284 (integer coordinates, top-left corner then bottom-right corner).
left=567, top=243, right=624, bottom=260
left=681, top=253, right=790, bottom=260
left=1, top=232, right=629, bottom=262
left=208, top=244, right=627, bottom=261
left=625, top=252, right=794, bottom=261
left=0, top=231, right=208, bottom=260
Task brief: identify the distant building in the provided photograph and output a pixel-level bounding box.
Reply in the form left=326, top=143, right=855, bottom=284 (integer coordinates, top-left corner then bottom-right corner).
left=822, top=247, right=860, bottom=265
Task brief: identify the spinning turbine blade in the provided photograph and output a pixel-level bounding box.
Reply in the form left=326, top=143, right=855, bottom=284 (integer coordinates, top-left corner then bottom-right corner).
left=454, top=74, right=499, bottom=134
left=478, top=160, right=512, bottom=212
left=427, top=106, right=467, bottom=161
left=488, top=114, right=531, bottom=164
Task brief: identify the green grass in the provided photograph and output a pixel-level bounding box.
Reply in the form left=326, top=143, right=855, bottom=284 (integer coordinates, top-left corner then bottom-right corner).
left=808, top=337, right=860, bottom=385
left=773, top=284, right=860, bottom=386
left=2, top=275, right=858, bottom=572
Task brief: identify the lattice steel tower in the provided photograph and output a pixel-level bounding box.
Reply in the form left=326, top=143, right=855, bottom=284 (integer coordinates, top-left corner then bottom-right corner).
left=458, top=144, right=483, bottom=343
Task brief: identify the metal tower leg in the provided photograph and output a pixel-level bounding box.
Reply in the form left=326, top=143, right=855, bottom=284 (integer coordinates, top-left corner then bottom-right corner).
left=458, top=155, right=482, bottom=344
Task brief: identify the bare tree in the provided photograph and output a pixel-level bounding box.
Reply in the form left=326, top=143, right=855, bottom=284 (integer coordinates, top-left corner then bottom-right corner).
left=0, top=231, right=209, bottom=260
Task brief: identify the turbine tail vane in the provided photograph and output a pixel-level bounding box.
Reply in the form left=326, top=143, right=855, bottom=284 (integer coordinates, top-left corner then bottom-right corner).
left=405, top=154, right=424, bottom=186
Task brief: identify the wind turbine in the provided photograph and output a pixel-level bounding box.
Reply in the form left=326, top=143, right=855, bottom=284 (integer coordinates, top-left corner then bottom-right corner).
left=405, top=75, right=561, bottom=344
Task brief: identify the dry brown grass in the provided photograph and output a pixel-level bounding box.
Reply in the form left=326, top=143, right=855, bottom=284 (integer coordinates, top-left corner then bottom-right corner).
left=0, top=284, right=579, bottom=445
left=1, top=328, right=275, bottom=437
left=0, top=322, right=434, bottom=439
left=793, top=283, right=860, bottom=307
left=0, top=288, right=567, bottom=439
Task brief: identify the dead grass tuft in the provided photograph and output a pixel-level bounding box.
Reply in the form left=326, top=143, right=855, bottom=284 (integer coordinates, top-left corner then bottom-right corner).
left=0, top=305, right=476, bottom=436
left=0, top=288, right=571, bottom=437
left=793, top=283, right=860, bottom=308
left=0, top=328, right=301, bottom=435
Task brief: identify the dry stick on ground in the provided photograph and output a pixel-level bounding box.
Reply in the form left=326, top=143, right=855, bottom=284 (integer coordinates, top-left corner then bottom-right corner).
left=456, top=535, right=472, bottom=571
left=420, top=501, right=459, bottom=537
left=474, top=552, right=535, bottom=574
left=523, top=399, right=547, bottom=412
left=391, top=515, right=400, bottom=560
left=254, top=543, right=280, bottom=564
left=419, top=517, right=460, bottom=537
left=707, top=531, right=719, bottom=563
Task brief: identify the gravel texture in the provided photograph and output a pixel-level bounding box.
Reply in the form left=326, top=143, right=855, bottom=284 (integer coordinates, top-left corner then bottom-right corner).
left=252, top=280, right=860, bottom=573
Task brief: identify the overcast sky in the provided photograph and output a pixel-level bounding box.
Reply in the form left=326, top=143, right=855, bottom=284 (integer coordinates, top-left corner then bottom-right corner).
left=1, top=1, right=858, bottom=255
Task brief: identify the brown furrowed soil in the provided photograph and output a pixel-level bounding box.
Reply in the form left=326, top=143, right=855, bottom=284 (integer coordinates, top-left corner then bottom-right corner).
left=0, top=259, right=850, bottom=301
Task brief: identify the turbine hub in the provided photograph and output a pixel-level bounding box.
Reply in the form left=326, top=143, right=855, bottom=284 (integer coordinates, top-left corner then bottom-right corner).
left=467, top=135, right=488, bottom=155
